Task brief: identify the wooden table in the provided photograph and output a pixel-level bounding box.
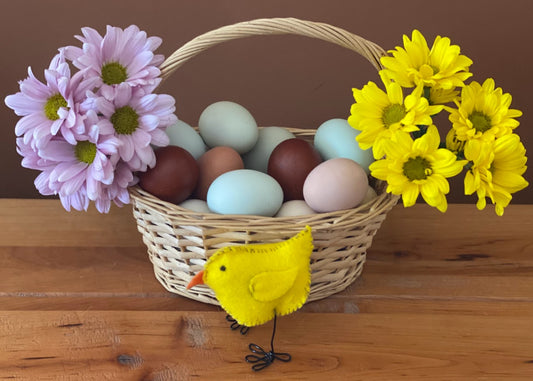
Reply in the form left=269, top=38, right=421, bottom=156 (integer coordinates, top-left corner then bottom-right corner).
left=1, top=199, right=532, bottom=380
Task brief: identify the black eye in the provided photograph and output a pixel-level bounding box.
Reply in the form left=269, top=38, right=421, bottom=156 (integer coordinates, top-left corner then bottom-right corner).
left=220, top=265, right=226, bottom=271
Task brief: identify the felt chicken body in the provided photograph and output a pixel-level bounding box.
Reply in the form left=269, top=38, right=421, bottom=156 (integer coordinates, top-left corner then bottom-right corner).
left=187, top=225, right=314, bottom=327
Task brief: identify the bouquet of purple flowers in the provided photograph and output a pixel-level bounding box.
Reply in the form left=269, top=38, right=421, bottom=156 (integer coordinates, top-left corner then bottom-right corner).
left=5, top=25, right=177, bottom=213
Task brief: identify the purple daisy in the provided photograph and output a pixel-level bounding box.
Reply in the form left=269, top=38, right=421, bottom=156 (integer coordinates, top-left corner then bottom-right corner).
left=90, top=83, right=175, bottom=172
left=60, top=161, right=135, bottom=213
left=60, top=188, right=91, bottom=212
left=94, top=161, right=136, bottom=213
left=7, top=24, right=177, bottom=213
left=5, top=50, right=96, bottom=149
left=38, top=110, right=121, bottom=200
left=16, top=138, right=57, bottom=197
left=64, top=25, right=164, bottom=95
left=18, top=136, right=91, bottom=212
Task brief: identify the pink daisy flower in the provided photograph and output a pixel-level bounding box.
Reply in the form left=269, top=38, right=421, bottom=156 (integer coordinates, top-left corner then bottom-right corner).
left=5, top=50, right=96, bottom=149
left=94, top=161, right=136, bottom=213
left=16, top=138, right=57, bottom=197
left=60, top=161, right=135, bottom=214
left=7, top=24, right=177, bottom=213
left=16, top=137, right=48, bottom=172
left=18, top=136, right=91, bottom=212
left=38, top=110, right=121, bottom=200
left=60, top=187, right=91, bottom=212
left=90, top=83, right=175, bottom=172
left=64, top=25, right=164, bottom=95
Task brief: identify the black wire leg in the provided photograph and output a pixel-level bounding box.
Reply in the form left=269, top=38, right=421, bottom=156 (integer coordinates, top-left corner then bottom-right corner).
left=245, top=314, right=291, bottom=371
left=225, top=314, right=250, bottom=335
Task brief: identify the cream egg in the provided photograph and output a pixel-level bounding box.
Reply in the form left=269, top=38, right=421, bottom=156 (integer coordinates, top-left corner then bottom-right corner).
left=178, top=199, right=211, bottom=213
left=275, top=200, right=316, bottom=217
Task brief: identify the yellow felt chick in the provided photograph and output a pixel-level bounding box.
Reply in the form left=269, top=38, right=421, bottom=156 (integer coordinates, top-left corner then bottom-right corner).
left=187, top=226, right=314, bottom=327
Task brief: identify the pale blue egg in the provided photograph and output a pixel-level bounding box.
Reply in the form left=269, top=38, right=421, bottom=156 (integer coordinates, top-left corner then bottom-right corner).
left=314, top=118, right=374, bottom=174
left=198, top=101, right=259, bottom=154
left=207, top=169, right=283, bottom=216
left=242, top=127, right=295, bottom=173
left=165, top=120, right=207, bottom=160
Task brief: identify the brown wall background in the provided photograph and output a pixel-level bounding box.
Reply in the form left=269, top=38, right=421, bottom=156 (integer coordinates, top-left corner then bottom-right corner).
left=1, top=0, right=531, bottom=204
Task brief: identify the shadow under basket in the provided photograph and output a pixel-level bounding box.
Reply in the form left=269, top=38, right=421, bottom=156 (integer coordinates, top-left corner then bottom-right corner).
left=128, top=18, right=400, bottom=305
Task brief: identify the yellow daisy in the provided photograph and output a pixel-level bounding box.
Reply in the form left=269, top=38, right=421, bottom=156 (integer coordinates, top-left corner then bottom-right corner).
left=348, top=73, right=442, bottom=159
left=380, top=29, right=473, bottom=91
left=429, top=87, right=460, bottom=105
left=464, top=134, right=528, bottom=216
left=445, top=128, right=467, bottom=155
left=370, top=125, right=466, bottom=212
left=448, top=78, right=523, bottom=142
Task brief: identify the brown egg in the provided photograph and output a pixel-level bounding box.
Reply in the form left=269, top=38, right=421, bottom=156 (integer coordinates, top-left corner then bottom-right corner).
left=138, top=146, right=199, bottom=204
left=193, top=146, right=244, bottom=200
left=267, top=138, right=322, bottom=200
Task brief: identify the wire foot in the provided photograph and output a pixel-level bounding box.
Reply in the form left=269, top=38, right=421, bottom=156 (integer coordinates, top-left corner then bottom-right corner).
left=225, top=314, right=250, bottom=335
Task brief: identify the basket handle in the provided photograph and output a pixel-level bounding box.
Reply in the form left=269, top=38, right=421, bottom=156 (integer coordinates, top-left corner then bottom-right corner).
left=159, top=17, right=386, bottom=82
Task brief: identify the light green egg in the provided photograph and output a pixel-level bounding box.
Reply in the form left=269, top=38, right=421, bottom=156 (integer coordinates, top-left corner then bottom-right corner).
left=165, top=119, right=207, bottom=160
left=198, top=101, right=259, bottom=154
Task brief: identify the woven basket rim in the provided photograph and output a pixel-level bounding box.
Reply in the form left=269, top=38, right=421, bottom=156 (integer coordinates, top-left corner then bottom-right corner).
left=129, top=184, right=398, bottom=228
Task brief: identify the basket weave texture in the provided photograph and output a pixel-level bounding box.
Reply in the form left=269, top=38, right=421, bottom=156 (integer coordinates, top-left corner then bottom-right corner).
left=129, top=18, right=399, bottom=305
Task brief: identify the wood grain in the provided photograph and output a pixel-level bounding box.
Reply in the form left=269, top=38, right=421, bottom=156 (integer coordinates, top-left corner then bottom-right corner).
left=0, top=199, right=141, bottom=247
left=1, top=311, right=533, bottom=380
left=1, top=199, right=533, bottom=379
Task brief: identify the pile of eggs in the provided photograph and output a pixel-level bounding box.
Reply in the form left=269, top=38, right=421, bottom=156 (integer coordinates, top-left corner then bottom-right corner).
left=138, top=101, right=377, bottom=217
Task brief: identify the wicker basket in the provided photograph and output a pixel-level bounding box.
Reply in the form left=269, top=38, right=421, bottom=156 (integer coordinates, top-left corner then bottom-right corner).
left=129, top=18, right=399, bottom=306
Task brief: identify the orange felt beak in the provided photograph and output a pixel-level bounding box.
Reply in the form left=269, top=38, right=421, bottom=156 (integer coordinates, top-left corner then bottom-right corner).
left=186, top=270, right=205, bottom=290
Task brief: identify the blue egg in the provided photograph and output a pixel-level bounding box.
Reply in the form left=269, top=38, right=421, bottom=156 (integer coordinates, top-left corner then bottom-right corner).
left=207, top=169, right=283, bottom=216
left=314, top=118, right=374, bottom=174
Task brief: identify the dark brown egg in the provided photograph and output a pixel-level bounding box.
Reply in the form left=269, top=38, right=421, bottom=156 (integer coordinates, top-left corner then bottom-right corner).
left=267, top=138, right=322, bottom=200
left=138, top=146, right=199, bottom=204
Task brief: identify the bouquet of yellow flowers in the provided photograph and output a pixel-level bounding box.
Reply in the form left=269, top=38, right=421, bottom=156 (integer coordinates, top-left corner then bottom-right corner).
left=348, top=30, right=528, bottom=216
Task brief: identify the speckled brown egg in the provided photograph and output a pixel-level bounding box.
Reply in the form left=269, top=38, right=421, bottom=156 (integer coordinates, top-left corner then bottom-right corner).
left=267, top=138, right=322, bottom=200
left=138, top=146, right=199, bottom=204
left=193, top=146, right=244, bottom=200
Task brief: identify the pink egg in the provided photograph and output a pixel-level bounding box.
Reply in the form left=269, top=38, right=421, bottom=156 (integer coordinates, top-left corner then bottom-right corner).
left=303, top=158, right=368, bottom=212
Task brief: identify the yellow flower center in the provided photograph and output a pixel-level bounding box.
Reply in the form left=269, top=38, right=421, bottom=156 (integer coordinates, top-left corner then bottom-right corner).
left=44, top=93, right=68, bottom=120
left=111, top=106, right=139, bottom=135
left=75, top=141, right=97, bottom=164
left=101, top=62, right=128, bottom=85
left=382, top=104, right=407, bottom=127
left=403, top=156, right=433, bottom=181
left=468, top=111, right=492, bottom=133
